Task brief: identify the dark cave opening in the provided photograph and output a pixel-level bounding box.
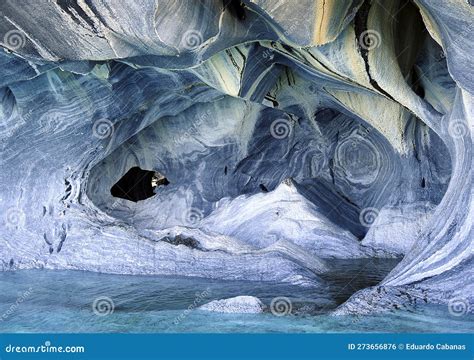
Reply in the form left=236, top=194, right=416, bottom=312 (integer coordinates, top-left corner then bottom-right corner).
left=110, top=166, right=169, bottom=202
left=223, top=0, right=246, bottom=21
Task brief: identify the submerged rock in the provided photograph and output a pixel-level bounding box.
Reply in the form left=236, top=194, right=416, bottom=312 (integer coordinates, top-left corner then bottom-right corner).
left=199, top=296, right=266, bottom=314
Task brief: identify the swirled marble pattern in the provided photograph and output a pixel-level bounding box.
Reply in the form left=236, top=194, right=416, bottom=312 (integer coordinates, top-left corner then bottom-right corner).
left=0, top=0, right=471, bottom=314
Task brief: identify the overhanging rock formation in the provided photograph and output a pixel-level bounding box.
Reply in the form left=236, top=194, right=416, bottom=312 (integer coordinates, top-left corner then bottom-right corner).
left=0, top=0, right=472, bottom=314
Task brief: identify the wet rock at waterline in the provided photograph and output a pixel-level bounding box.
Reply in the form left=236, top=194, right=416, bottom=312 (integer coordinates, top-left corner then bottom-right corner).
left=199, top=296, right=266, bottom=314
left=0, top=0, right=472, bottom=315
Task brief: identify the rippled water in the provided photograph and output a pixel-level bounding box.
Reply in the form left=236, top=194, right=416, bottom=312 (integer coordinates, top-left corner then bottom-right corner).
left=0, top=262, right=472, bottom=333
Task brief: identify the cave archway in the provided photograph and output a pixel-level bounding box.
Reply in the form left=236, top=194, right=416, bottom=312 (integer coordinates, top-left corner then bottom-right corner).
left=110, top=166, right=169, bottom=202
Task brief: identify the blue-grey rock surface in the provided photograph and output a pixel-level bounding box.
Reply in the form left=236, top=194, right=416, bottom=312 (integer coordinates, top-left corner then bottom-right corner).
left=0, top=0, right=472, bottom=315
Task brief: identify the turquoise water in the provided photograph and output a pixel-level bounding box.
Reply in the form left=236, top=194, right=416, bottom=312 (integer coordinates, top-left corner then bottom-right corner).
left=0, top=263, right=472, bottom=333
